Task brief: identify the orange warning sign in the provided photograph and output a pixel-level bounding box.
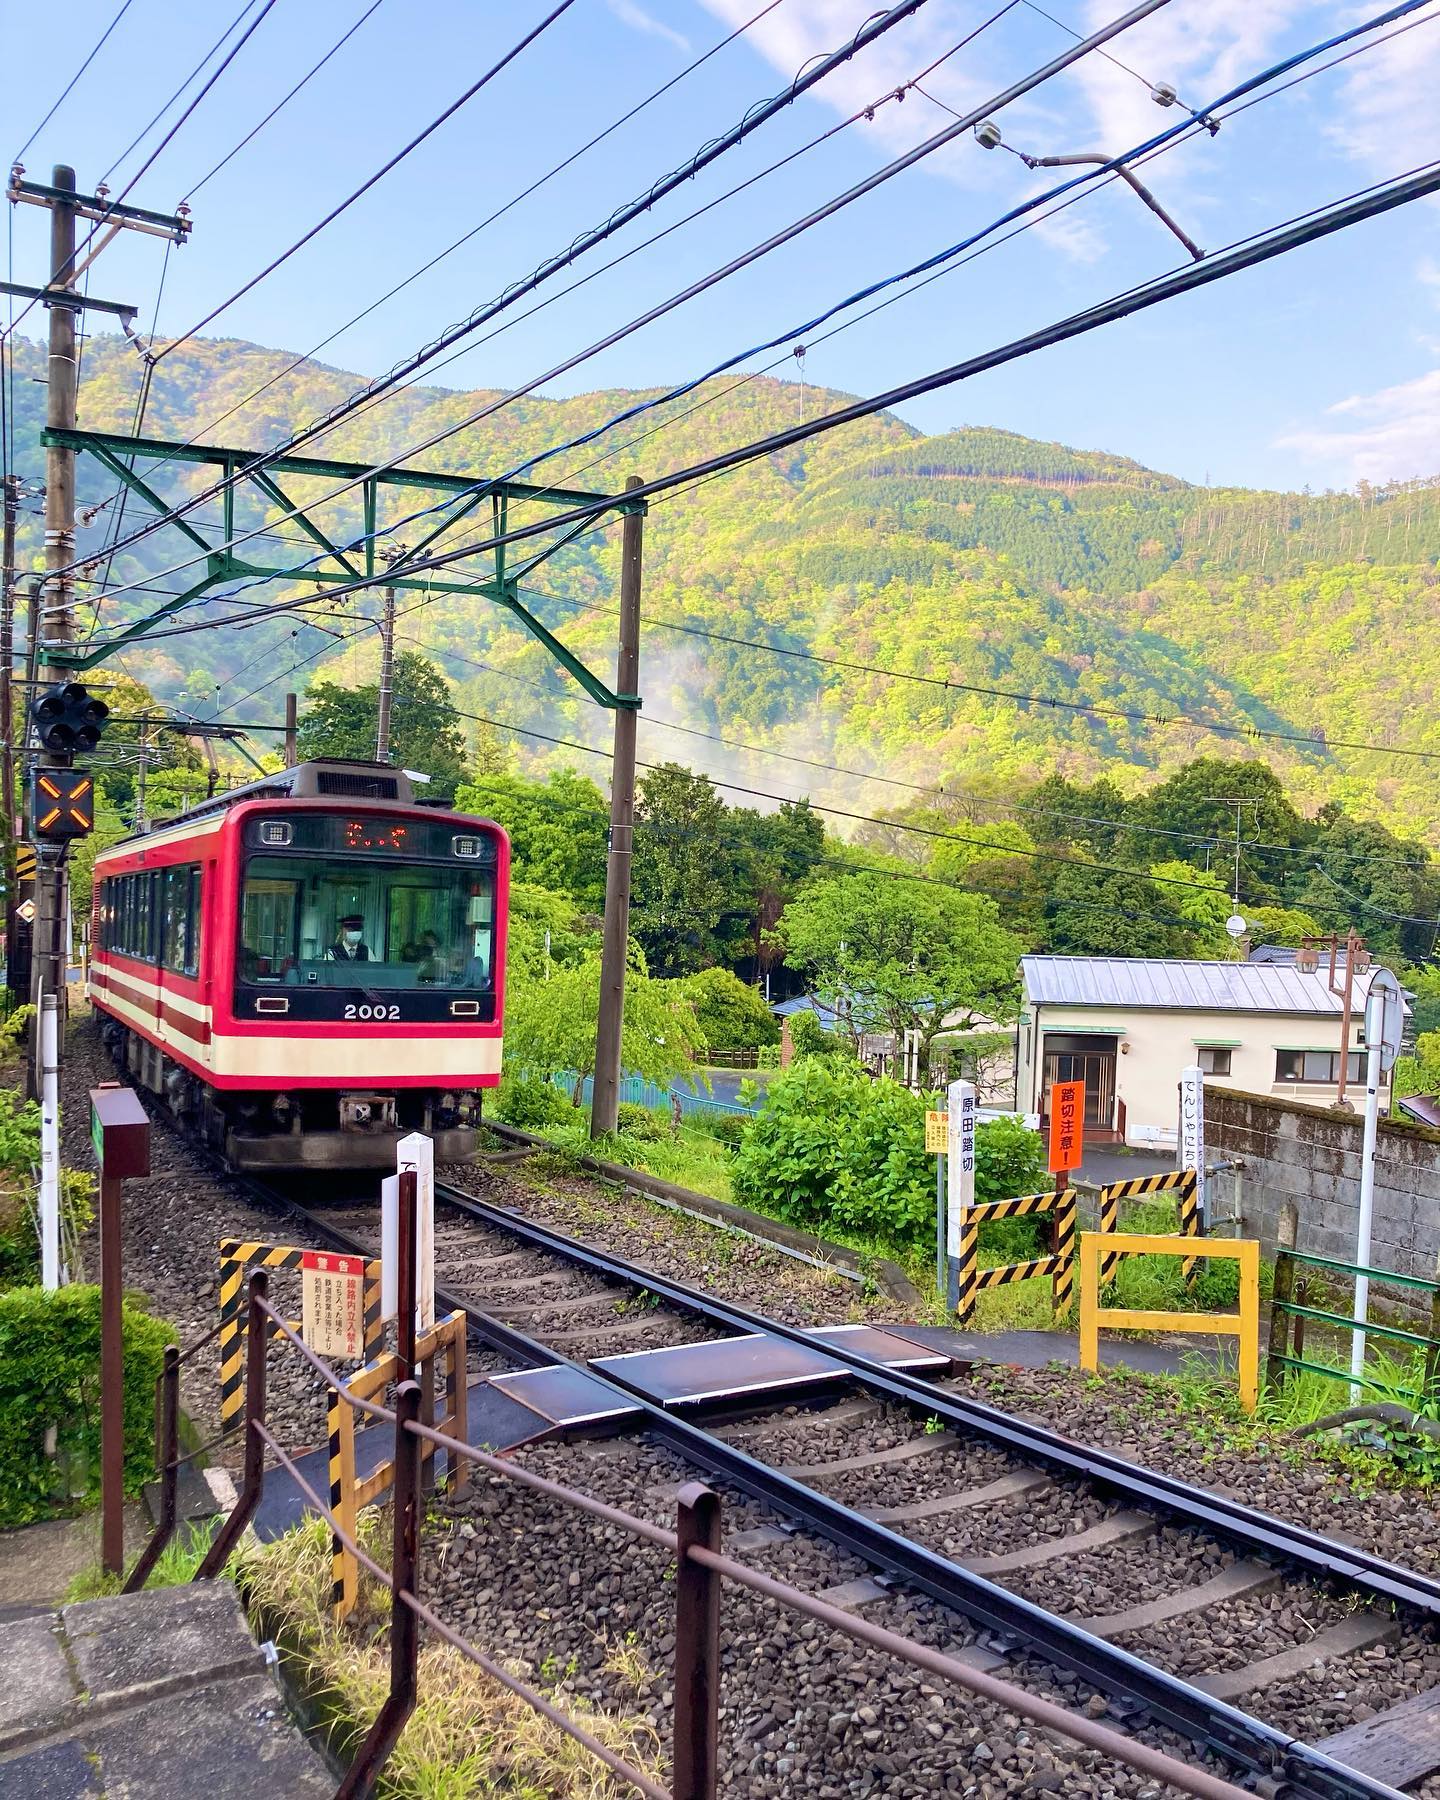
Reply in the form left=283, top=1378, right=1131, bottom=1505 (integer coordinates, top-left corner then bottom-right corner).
left=1048, top=1079, right=1085, bottom=1174
left=301, top=1250, right=366, bottom=1359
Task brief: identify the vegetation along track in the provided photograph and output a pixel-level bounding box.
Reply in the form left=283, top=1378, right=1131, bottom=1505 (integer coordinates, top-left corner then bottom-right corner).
left=268, top=1175, right=1440, bottom=1800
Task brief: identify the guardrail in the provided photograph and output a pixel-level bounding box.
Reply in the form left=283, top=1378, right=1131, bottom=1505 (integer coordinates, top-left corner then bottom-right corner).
left=1267, top=1240, right=1440, bottom=1402
left=191, top=1260, right=1253, bottom=1800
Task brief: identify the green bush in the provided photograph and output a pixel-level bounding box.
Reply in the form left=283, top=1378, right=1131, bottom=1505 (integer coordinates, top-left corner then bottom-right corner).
left=494, top=1073, right=575, bottom=1130
left=786, top=1011, right=853, bottom=1062
left=677, top=968, right=779, bottom=1052
left=703, top=1112, right=750, bottom=1148
left=0, top=1285, right=174, bottom=1527
left=615, top=1101, right=665, bottom=1141
left=0, top=1004, right=34, bottom=1053
left=732, top=1063, right=1048, bottom=1256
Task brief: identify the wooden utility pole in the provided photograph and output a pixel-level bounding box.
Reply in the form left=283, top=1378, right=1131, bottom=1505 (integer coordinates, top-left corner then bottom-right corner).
left=590, top=477, right=645, bottom=1138
left=283, top=691, right=298, bottom=765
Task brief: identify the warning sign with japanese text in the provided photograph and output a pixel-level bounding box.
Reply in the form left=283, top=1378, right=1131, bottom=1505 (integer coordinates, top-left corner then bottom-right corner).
left=925, top=1111, right=948, bottom=1154
left=301, top=1251, right=366, bottom=1359
left=1048, top=1079, right=1085, bottom=1174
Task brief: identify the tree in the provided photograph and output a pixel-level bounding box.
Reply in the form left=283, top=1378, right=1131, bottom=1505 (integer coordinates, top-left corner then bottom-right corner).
left=457, top=768, right=607, bottom=908
left=1150, top=859, right=1231, bottom=956
left=504, top=883, right=599, bottom=983
left=1037, top=859, right=1172, bottom=957
left=297, top=651, right=468, bottom=792
left=721, top=799, right=826, bottom=978
left=677, top=967, right=779, bottom=1052
left=776, top=871, right=1021, bottom=1077
left=505, top=943, right=705, bottom=1103
left=631, top=763, right=732, bottom=976
left=1123, top=758, right=1307, bottom=905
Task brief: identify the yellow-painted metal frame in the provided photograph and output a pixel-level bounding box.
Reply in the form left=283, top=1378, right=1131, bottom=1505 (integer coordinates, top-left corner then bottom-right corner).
left=1078, top=1231, right=1260, bottom=1413
left=328, top=1311, right=468, bottom=1621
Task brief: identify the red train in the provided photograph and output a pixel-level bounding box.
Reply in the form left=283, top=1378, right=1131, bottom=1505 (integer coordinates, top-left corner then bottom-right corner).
left=89, top=759, right=508, bottom=1169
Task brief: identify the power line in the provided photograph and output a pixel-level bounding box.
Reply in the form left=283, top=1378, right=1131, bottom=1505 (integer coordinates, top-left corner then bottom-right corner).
left=141, top=0, right=788, bottom=437
left=11, top=0, right=138, bottom=165
left=61, top=0, right=1122, bottom=586
left=180, top=0, right=391, bottom=201
left=84, top=0, right=1433, bottom=648
left=157, top=0, right=581, bottom=353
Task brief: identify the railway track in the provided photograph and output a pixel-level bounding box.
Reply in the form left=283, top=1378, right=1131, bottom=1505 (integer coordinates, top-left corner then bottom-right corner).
left=261, top=1174, right=1440, bottom=1800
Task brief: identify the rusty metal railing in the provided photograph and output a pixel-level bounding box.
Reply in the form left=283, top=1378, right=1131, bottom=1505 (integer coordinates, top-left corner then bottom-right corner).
left=184, top=1252, right=1253, bottom=1800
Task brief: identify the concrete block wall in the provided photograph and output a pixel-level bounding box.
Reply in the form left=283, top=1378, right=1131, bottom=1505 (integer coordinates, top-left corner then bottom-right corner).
left=1205, top=1086, right=1440, bottom=1313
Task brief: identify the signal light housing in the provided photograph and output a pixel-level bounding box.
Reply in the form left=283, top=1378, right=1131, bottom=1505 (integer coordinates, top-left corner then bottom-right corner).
left=32, top=768, right=95, bottom=839
left=30, top=681, right=109, bottom=756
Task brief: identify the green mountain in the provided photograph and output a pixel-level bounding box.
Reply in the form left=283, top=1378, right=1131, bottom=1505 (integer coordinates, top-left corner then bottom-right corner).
left=8, top=334, right=1440, bottom=833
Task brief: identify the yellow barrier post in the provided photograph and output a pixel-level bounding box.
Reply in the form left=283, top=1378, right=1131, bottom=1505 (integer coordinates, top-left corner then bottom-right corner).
left=1078, top=1231, right=1259, bottom=1412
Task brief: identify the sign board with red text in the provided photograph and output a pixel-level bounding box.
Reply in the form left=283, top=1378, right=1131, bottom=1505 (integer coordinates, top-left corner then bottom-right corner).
left=1048, top=1080, right=1085, bottom=1174
left=301, top=1251, right=366, bottom=1359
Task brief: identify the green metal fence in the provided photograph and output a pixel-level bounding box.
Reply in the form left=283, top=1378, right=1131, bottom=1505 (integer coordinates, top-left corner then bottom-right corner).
left=1266, top=1247, right=1440, bottom=1403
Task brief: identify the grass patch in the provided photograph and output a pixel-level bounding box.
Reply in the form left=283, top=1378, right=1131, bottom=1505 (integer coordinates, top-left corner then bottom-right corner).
left=234, top=1516, right=663, bottom=1797
left=66, top=1519, right=222, bottom=1602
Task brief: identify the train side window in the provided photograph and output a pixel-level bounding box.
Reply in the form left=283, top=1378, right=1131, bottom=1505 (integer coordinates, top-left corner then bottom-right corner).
left=185, top=867, right=203, bottom=977
left=116, top=875, right=133, bottom=955
left=135, top=871, right=155, bottom=963
left=161, top=866, right=189, bottom=973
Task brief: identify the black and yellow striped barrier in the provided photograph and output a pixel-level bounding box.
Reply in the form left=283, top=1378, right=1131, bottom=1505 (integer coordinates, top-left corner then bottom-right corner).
left=328, top=1312, right=468, bottom=1620
left=1096, top=1168, right=1200, bottom=1285
left=218, top=1238, right=384, bottom=1431
left=954, top=1186, right=1077, bottom=1326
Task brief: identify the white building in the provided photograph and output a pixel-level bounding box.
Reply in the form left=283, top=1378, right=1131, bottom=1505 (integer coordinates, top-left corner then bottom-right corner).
left=1018, top=955, right=1392, bottom=1149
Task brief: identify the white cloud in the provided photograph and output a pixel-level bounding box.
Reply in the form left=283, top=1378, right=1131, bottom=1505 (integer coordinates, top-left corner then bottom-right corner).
left=608, top=0, right=691, bottom=53
left=1275, top=368, right=1440, bottom=484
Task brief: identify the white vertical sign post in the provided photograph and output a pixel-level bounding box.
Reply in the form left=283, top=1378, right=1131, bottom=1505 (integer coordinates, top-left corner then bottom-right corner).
left=398, top=1131, right=435, bottom=1332
left=1178, top=1063, right=1206, bottom=1225
left=380, top=1174, right=399, bottom=1321
left=1353, top=969, right=1403, bottom=1396
left=946, top=1079, right=977, bottom=1315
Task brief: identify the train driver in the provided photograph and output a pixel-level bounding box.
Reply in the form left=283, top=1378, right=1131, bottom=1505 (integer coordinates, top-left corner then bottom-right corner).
left=325, top=914, right=372, bottom=962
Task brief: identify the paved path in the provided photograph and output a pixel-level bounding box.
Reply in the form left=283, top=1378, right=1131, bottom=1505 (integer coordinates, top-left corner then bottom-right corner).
left=1077, top=1148, right=1178, bottom=1187
left=0, top=1582, right=330, bottom=1798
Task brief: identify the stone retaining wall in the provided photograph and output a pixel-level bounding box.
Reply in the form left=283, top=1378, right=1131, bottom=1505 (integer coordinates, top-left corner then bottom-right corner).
left=1204, top=1085, right=1440, bottom=1304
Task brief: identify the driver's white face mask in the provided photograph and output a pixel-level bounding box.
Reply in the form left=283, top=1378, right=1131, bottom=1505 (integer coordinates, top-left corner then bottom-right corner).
left=344, top=930, right=362, bottom=947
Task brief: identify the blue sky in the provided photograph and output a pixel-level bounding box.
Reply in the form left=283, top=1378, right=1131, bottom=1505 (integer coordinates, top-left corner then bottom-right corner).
left=5, top=0, right=1439, bottom=493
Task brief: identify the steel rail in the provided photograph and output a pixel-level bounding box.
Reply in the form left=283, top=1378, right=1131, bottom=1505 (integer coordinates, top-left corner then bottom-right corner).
left=264, top=1179, right=1406, bottom=1800
left=439, top=1171, right=1440, bottom=1621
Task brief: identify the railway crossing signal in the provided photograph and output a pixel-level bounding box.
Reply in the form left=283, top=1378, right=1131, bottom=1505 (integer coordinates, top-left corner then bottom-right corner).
left=32, top=768, right=94, bottom=839
left=30, top=681, right=109, bottom=757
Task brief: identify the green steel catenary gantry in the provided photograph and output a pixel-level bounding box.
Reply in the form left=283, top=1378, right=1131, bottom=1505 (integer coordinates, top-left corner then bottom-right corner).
left=41, top=426, right=642, bottom=709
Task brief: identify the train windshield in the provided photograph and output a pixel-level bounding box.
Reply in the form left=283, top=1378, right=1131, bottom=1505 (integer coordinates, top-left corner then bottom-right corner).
left=238, top=854, right=495, bottom=991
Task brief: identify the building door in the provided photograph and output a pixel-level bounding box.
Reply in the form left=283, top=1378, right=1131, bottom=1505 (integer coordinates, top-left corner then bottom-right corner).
left=1041, top=1035, right=1118, bottom=1130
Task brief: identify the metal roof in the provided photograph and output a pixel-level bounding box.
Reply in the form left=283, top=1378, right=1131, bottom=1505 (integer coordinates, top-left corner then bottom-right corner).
left=1021, top=955, right=1377, bottom=1016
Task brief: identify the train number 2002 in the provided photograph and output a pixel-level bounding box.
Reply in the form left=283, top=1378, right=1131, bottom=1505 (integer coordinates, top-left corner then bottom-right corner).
left=343, top=1003, right=401, bottom=1020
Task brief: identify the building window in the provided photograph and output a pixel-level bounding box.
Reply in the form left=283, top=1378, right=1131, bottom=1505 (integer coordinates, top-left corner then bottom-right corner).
left=1275, top=1049, right=1364, bottom=1084
left=1197, top=1046, right=1232, bottom=1076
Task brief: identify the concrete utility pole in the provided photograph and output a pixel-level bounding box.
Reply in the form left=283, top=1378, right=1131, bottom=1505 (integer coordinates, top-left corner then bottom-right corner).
left=283, top=691, right=298, bottom=766
left=1, top=475, right=17, bottom=1001
left=591, top=476, right=645, bottom=1138
left=30, top=167, right=80, bottom=1071
left=7, top=161, right=190, bottom=1092
left=376, top=547, right=403, bottom=764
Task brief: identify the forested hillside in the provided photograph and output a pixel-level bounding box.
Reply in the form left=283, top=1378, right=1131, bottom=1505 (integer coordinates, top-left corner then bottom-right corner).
left=9, top=332, right=1440, bottom=834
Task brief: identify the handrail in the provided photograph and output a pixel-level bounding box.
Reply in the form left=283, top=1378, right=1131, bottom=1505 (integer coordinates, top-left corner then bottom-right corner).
left=196, top=1251, right=1264, bottom=1799
left=1279, top=1248, right=1440, bottom=1292
left=1272, top=1299, right=1439, bottom=1355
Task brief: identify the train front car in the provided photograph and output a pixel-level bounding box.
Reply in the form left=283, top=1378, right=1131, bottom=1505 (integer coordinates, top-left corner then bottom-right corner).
left=90, top=760, right=509, bottom=1169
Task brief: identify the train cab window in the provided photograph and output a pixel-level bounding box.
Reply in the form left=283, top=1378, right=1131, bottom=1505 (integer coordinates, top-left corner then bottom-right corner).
left=238, top=851, right=496, bottom=993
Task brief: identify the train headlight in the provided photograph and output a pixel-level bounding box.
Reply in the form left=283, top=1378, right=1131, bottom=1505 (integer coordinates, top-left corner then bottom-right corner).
left=259, top=820, right=292, bottom=845
left=452, top=835, right=482, bottom=859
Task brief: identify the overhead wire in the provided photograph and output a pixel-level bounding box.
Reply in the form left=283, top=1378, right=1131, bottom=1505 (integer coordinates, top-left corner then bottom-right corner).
left=11, top=0, right=139, bottom=165
left=147, top=0, right=789, bottom=417
left=155, top=0, right=582, bottom=354
left=2, top=0, right=281, bottom=346
left=79, top=0, right=1432, bottom=638
left=60, top=0, right=1118, bottom=582
left=179, top=0, right=390, bottom=201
